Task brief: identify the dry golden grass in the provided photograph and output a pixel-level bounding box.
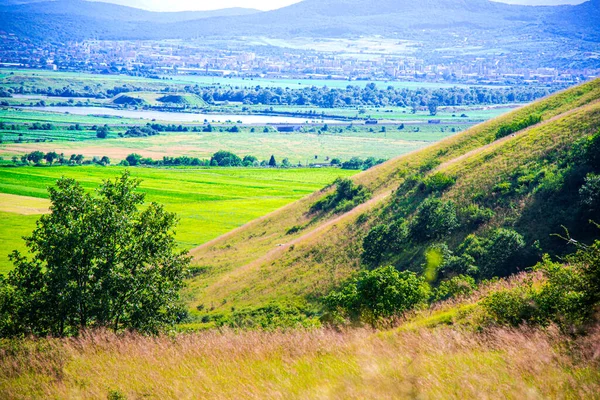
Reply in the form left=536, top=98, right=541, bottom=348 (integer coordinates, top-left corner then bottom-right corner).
left=1, top=325, right=599, bottom=399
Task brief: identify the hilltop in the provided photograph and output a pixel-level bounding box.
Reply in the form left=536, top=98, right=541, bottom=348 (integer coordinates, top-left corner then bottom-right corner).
left=186, top=78, right=600, bottom=326
left=0, top=0, right=597, bottom=43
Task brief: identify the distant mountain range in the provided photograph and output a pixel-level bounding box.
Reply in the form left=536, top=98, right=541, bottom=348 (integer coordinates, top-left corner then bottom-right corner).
left=0, top=0, right=598, bottom=42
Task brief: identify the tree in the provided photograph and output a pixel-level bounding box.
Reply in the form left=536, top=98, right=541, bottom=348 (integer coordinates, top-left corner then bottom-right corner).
left=126, top=153, right=142, bottom=166
left=96, top=125, right=110, bottom=139
left=26, top=151, right=45, bottom=164
left=211, top=150, right=242, bottom=167
left=0, top=172, right=190, bottom=337
left=428, top=100, right=438, bottom=116
left=410, top=198, right=459, bottom=241
left=43, top=151, right=59, bottom=165
left=99, top=156, right=111, bottom=166
left=242, top=155, right=258, bottom=167
left=269, top=155, right=277, bottom=167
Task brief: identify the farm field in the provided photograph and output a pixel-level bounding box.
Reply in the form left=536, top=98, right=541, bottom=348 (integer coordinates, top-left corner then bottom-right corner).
left=0, top=127, right=453, bottom=162
left=0, top=67, right=503, bottom=92
left=0, top=166, right=356, bottom=275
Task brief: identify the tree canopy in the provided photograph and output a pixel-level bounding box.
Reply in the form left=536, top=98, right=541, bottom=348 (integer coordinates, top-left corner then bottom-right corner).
left=0, top=172, right=190, bottom=337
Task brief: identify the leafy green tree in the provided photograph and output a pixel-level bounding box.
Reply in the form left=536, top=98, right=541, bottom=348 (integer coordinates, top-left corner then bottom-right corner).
left=99, top=156, right=111, bottom=166
left=428, top=100, right=438, bottom=116
left=43, top=151, right=59, bottom=165
left=26, top=151, right=45, bottom=164
left=410, top=198, right=459, bottom=241
left=96, top=125, right=110, bottom=139
left=478, top=228, right=526, bottom=278
left=0, top=172, right=190, bottom=337
left=211, top=150, right=242, bottom=167
left=242, top=155, right=258, bottom=167
left=325, top=266, right=430, bottom=325
left=269, top=155, right=277, bottom=167
left=126, top=153, right=142, bottom=166
left=362, top=219, right=409, bottom=268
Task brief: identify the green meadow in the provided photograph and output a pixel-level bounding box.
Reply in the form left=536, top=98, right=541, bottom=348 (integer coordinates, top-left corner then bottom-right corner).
left=0, top=166, right=356, bottom=275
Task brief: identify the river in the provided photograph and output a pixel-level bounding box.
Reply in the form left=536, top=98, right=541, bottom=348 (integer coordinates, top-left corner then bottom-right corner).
left=19, top=106, right=337, bottom=125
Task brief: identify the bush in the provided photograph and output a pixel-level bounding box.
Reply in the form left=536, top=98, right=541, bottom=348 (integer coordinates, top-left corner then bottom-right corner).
left=459, top=204, right=494, bottom=228
left=481, top=285, right=540, bottom=327
left=579, top=173, right=600, bottom=212
left=586, top=129, right=600, bottom=170
left=410, top=198, right=459, bottom=241
left=478, top=228, right=526, bottom=278
left=310, top=178, right=370, bottom=214
left=433, top=275, right=477, bottom=302
left=422, top=172, right=455, bottom=193
left=217, top=303, right=320, bottom=330
left=495, top=114, right=542, bottom=140
left=481, top=257, right=591, bottom=330
left=324, top=266, right=430, bottom=325
left=361, top=219, right=409, bottom=268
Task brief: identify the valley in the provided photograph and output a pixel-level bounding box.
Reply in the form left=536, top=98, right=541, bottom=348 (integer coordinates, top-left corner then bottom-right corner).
left=1, top=0, right=600, bottom=398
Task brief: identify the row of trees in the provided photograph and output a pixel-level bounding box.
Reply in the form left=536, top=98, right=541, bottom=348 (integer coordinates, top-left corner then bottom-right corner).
left=13, top=151, right=110, bottom=166
left=8, top=82, right=552, bottom=109
left=193, top=84, right=551, bottom=109
left=123, top=151, right=287, bottom=168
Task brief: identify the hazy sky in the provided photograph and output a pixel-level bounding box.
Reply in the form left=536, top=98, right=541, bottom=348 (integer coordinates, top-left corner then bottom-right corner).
left=87, top=0, right=588, bottom=12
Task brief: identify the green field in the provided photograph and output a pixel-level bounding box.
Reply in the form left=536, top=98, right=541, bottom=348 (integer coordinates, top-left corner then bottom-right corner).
left=0, top=68, right=498, bottom=92
left=0, top=166, right=356, bottom=275
left=0, top=126, right=458, bottom=162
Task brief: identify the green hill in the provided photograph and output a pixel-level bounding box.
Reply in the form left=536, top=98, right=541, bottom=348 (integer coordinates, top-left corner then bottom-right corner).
left=185, top=78, right=600, bottom=325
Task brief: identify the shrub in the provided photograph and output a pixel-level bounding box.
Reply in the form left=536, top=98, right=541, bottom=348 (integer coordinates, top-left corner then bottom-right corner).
left=361, top=219, right=409, bottom=267
left=218, top=303, right=320, bottom=330
left=481, top=285, right=539, bottom=327
left=286, top=225, right=304, bottom=235
left=579, top=173, right=600, bottom=212
left=480, top=256, right=592, bottom=330
left=478, top=228, right=526, bottom=279
left=586, top=129, right=600, bottom=170
left=433, top=275, right=477, bottom=302
left=310, top=178, right=371, bottom=214
left=324, top=266, right=430, bottom=325
left=495, top=114, right=542, bottom=140
left=459, top=204, right=495, bottom=228
left=423, top=172, right=455, bottom=193
left=410, top=198, right=459, bottom=241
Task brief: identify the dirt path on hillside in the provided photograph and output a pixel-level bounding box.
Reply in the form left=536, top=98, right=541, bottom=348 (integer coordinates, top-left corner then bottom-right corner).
left=436, top=100, right=600, bottom=172
left=203, top=190, right=393, bottom=289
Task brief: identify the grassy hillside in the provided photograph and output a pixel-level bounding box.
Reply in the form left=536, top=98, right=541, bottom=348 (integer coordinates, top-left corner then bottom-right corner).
left=186, top=78, right=600, bottom=324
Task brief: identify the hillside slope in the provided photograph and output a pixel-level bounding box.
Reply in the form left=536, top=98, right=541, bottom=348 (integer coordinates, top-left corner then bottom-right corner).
left=186, top=78, right=600, bottom=324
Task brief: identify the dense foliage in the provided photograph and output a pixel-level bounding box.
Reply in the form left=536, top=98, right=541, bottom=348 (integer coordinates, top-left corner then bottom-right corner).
left=0, top=172, right=190, bottom=337
left=310, top=178, right=371, bottom=214
left=481, top=236, right=600, bottom=331
left=324, top=266, right=430, bottom=325
left=7, top=82, right=552, bottom=109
